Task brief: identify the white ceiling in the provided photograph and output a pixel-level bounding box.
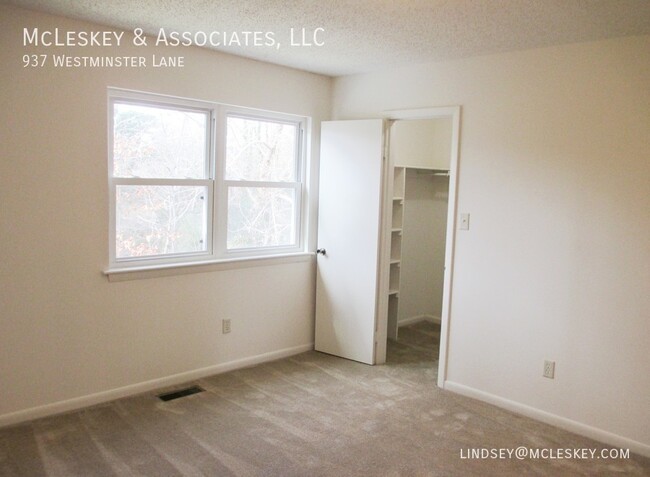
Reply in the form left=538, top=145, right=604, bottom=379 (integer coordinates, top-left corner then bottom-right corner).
left=8, top=0, right=650, bottom=76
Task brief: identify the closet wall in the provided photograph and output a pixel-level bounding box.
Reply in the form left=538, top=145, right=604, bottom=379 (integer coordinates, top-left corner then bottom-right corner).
left=391, top=118, right=452, bottom=170
left=399, top=170, right=449, bottom=324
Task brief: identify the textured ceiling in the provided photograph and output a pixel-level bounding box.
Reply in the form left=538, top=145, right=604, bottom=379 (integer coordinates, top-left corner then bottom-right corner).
left=7, top=0, right=650, bottom=76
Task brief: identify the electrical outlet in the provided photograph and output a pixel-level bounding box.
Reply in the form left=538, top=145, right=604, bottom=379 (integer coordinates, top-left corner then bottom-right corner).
left=222, top=319, right=231, bottom=334
left=543, top=360, right=555, bottom=379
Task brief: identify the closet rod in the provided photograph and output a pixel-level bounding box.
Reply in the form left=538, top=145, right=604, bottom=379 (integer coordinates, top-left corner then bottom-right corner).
left=415, top=169, right=449, bottom=177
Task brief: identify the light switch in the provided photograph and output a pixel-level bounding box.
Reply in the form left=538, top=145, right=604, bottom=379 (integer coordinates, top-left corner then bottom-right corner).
left=460, top=213, right=470, bottom=230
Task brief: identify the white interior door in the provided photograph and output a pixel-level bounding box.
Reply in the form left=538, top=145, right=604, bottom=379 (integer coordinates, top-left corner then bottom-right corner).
left=315, top=119, right=385, bottom=365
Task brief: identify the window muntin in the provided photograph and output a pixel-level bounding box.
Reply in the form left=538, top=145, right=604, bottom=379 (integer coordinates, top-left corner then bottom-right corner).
left=108, top=90, right=306, bottom=268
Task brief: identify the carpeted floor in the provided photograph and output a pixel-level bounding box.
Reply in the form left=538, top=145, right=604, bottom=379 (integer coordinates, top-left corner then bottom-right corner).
left=1, top=321, right=648, bottom=476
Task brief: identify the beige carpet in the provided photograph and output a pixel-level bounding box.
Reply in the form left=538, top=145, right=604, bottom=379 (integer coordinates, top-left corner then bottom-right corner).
left=1, top=322, right=648, bottom=476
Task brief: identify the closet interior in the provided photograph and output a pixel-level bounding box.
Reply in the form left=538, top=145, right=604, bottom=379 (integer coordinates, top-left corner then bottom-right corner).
left=385, top=117, right=452, bottom=342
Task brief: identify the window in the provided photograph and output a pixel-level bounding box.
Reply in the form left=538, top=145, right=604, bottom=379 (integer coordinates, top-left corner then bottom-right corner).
left=224, top=115, right=301, bottom=252
left=108, top=90, right=307, bottom=269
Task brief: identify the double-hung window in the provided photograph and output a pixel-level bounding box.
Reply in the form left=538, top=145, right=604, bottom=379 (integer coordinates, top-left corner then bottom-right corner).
left=108, top=89, right=307, bottom=270
left=220, top=113, right=302, bottom=254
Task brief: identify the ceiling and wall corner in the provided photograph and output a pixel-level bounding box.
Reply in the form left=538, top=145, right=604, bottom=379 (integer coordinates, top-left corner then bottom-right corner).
left=4, top=0, right=650, bottom=76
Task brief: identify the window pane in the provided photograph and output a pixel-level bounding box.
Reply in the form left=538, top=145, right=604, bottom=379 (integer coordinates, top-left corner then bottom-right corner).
left=227, top=187, right=296, bottom=249
left=226, top=116, right=297, bottom=181
left=113, top=103, right=208, bottom=179
left=116, top=185, right=208, bottom=259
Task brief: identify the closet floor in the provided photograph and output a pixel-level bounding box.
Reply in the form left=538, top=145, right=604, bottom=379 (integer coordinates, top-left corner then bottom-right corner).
left=386, top=320, right=440, bottom=369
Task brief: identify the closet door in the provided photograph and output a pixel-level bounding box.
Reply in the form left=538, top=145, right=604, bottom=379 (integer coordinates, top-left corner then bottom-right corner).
left=315, top=119, right=385, bottom=365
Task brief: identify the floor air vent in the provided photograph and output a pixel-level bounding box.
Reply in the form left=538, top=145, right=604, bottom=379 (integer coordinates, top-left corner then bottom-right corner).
left=157, top=385, right=205, bottom=402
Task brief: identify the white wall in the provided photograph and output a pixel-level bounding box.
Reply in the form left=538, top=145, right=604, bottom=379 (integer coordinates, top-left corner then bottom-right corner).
left=334, top=35, right=650, bottom=452
left=0, top=5, right=331, bottom=422
left=398, top=170, right=448, bottom=323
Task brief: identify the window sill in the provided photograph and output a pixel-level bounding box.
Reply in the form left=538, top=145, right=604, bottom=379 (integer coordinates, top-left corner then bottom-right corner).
left=104, top=252, right=315, bottom=282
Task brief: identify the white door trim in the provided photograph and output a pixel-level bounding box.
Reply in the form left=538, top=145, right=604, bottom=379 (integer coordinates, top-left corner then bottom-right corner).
left=382, top=106, right=461, bottom=388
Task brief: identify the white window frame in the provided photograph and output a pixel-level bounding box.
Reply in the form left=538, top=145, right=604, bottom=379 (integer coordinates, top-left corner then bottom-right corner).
left=107, top=88, right=308, bottom=271
left=216, top=107, right=305, bottom=258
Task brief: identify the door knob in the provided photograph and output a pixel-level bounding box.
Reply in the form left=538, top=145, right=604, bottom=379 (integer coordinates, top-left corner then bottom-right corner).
left=316, top=248, right=327, bottom=256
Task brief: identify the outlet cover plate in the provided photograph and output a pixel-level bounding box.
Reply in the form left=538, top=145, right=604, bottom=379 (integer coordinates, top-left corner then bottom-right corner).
left=543, top=360, right=555, bottom=379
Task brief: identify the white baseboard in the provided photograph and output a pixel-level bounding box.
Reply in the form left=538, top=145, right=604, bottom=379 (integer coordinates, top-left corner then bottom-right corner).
left=399, top=314, right=441, bottom=327
left=0, top=343, right=314, bottom=429
left=444, top=381, right=650, bottom=458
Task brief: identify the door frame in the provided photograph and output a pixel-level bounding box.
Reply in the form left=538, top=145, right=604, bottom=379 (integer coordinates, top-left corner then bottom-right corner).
left=380, top=106, right=461, bottom=388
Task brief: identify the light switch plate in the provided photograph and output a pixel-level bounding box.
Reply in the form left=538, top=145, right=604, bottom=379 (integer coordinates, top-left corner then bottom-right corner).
left=460, top=213, right=470, bottom=230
